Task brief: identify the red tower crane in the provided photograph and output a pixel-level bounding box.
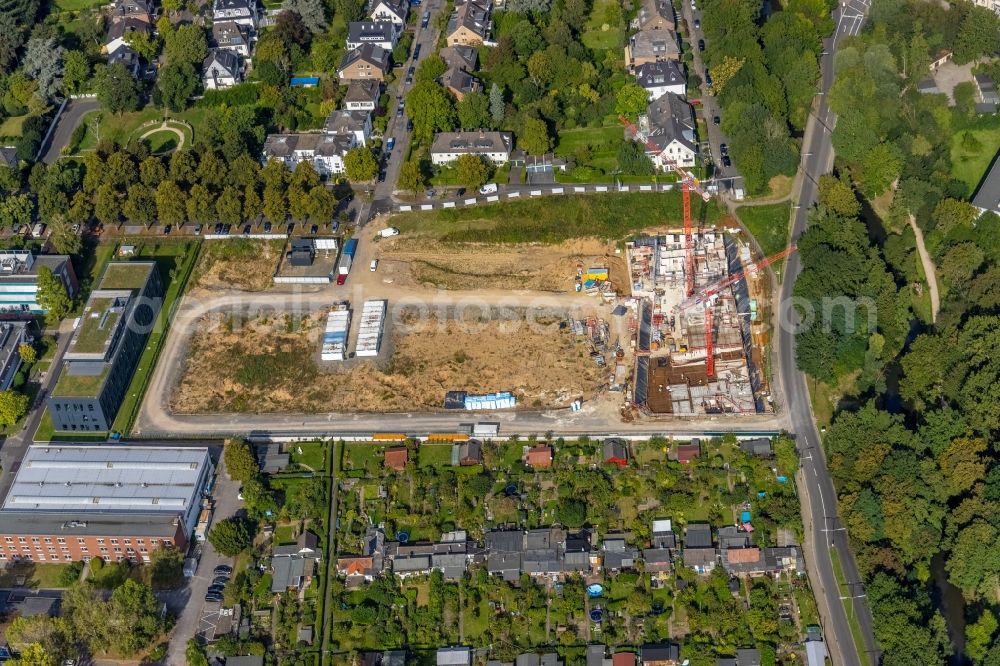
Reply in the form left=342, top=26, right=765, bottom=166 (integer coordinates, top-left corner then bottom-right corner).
left=677, top=244, right=797, bottom=313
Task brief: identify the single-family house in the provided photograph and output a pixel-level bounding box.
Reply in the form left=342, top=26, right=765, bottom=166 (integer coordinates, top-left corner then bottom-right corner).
left=109, top=0, right=152, bottom=23
left=515, top=654, right=562, bottom=666
left=603, top=438, right=629, bottom=467
left=431, top=131, right=512, bottom=165
left=361, top=652, right=408, bottom=666
left=441, top=67, right=481, bottom=101
left=446, top=0, right=490, bottom=46
left=683, top=523, right=716, bottom=574
left=384, top=447, right=408, bottom=471
left=640, top=644, right=681, bottom=666
left=212, top=21, right=252, bottom=57
left=336, top=556, right=375, bottom=582
left=636, top=60, right=686, bottom=101
left=739, top=437, right=772, bottom=458
left=344, top=79, right=381, bottom=111
left=643, top=547, right=672, bottom=574
left=212, top=0, right=258, bottom=30
left=324, top=109, right=372, bottom=146
left=638, top=92, right=697, bottom=170
left=104, top=17, right=151, bottom=75
left=440, top=44, right=479, bottom=73
left=202, top=48, right=243, bottom=89
left=625, top=30, right=680, bottom=73
left=613, top=654, right=638, bottom=666
left=369, top=0, right=408, bottom=25
left=0, top=147, right=17, bottom=169
left=106, top=43, right=143, bottom=76
left=338, top=44, right=390, bottom=81
left=973, top=152, right=1000, bottom=216
left=632, top=0, right=675, bottom=31
left=651, top=519, right=677, bottom=550
left=587, top=645, right=609, bottom=666
left=438, top=646, right=472, bottom=666
left=346, top=22, right=398, bottom=51
left=270, top=531, right=322, bottom=592
left=603, top=535, right=639, bottom=572
left=525, top=444, right=553, bottom=469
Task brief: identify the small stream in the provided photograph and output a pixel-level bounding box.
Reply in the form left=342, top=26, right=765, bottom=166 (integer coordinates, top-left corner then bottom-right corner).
left=931, top=552, right=967, bottom=664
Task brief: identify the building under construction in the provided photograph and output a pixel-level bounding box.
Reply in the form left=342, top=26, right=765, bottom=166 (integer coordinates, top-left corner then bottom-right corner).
left=626, top=231, right=771, bottom=415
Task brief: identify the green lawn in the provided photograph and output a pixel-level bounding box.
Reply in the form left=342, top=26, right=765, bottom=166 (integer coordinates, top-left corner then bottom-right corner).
left=341, top=443, right=387, bottom=474
left=55, top=0, right=106, bottom=10
left=950, top=122, right=1000, bottom=197
left=417, top=444, right=453, bottom=467
left=392, top=191, right=726, bottom=244
left=555, top=122, right=623, bottom=172
left=0, top=562, right=77, bottom=588
left=289, top=441, right=327, bottom=471
left=111, top=240, right=201, bottom=435
left=582, top=0, right=625, bottom=51
left=273, top=524, right=297, bottom=545
left=70, top=108, right=209, bottom=155
left=142, top=129, right=181, bottom=154
left=0, top=115, right=27, bottom=139
left=737, top=202, right=792, bottom=258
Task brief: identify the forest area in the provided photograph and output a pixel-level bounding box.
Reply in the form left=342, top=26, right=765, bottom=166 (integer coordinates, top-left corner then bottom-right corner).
left=793, top=1, right=1000, bottom=664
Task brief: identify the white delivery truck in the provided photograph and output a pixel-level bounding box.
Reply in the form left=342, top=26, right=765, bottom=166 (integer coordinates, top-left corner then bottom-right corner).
left=478, top=183, right=498, bottom=195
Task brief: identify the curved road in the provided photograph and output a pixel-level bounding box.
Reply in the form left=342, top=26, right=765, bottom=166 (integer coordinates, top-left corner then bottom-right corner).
left=777, top=0, right=879, bottom=664
left=40, top=98, right=100, bottom=164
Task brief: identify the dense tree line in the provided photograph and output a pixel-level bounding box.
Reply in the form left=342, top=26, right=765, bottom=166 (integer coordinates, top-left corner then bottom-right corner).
left=795, top=4, right=1000, bottom=664
left=702, top=0, right=830, bottom=193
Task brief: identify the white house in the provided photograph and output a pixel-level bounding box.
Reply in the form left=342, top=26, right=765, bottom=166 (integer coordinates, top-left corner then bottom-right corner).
left=202, top=49, right=244, bottom=90
left=369, top=0, right=408, bottom=25
left=324, top=109, right=372, bottom=147
left=638, top=92, right=697, bottom=170
left=636, top=60, right=686, bottom=100
left=430, top=131, right=512, bottom=166
left=212, top=0, right=258, bottom=30
left=212, top=21, right=252, bottom=57
left=262, top=133, right=355, bottom=176
left=346, top=21, right=398, bottom=51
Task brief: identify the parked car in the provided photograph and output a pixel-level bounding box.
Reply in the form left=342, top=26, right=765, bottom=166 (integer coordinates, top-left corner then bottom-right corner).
left=713, top=115, right=720, bottom=125
left=705, top=70, right=713, bottom=87
left=387, top=137, right=395, bottom=151
left=379, top=227, right=399, bottom=237
left=194, top=224, right=203, bottom=235
left=286, top=223, right=295, bottom=234
left=478, top=183, right=498, bottom=195
left=213, top=223, right=223, bottom=234
left=164, top=224, right=172, bottom=235
left=311, top=224, right=319, bottom=234
left=263, top=221, right=272, bottom=233
left=205, top=593, right=223, bottom=603
left=698, top=38, right=705, bottom=51
left=424, top=188, right=435, bottom=199
left=396, top=105, right=404, bottom=118
left=413, top=44, right=421, bottom=59
left=722, top=155, right=732, bottom=167
left=421, top=10, right=430, bottom=26
left=222, top=224, right=232, bottom=234
left=336, top=273, right=347, bottom=285
left=406, top=118, right=414, bottom=131
left=212, top=576, right=230, bottom=586
left=694, top=18, right=700, bottom=28
left=214, top=565, right=233, bottom=576
left=242, top=224, right=251, bottom=236
left=370, top=259, right=378, bottom=271
left=720, top=142, right=729, bottom=155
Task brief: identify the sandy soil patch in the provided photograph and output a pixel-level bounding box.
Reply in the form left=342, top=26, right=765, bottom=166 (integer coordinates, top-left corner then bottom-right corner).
left=172, top=309, right=604, bottom=414
left=375, top=237, right=629, bottom=293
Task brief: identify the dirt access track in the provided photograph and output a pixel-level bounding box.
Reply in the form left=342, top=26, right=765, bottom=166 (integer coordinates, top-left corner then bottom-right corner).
left=172, top=307, right=604, bottom=414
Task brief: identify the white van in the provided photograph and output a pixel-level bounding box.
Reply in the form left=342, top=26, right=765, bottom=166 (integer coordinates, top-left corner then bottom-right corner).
left=378, top=227, right=399, bottom=238
left=478, top=183, right=498, bottom=195
left=370, top=259, right=378, bottom=272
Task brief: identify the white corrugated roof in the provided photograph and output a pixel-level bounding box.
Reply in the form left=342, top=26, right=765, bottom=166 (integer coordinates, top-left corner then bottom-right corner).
left=4, top=446, right=210, bottom=514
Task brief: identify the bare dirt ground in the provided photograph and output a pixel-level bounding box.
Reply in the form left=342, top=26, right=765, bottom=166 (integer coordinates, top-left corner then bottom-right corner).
left=172, top=309, right=604, bottom=414
left=374, top=237, right=629, bottom=293
left=190, top=239, right=285, bottom=293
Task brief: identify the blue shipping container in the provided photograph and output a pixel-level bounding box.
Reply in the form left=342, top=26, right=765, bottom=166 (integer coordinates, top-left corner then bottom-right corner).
left=343, top=238, right=358, bottom=258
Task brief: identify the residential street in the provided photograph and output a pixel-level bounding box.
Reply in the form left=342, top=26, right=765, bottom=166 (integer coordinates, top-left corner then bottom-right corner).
left=39, top=98, right=100, bottom=165
left=776, top=0, right=879, bottom=663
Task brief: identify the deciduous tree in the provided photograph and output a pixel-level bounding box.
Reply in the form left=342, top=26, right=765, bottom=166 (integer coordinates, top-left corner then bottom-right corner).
left=344, top=147, right=378, bottom=182
left=36, top=266, right=71, bottom=323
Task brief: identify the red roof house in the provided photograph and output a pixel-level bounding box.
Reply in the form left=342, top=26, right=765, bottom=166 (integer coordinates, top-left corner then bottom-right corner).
left=384, top=447, right=408, bottom=471
left=525, top=445, right=553, bottom=468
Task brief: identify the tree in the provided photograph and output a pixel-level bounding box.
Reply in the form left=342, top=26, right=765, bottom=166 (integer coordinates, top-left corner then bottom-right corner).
left=263, top=186, right=287, bottom=222
left=155, top=62, right=199, bottom=112
left=615, top=82, right=648, bottom=119
left=415, top=55, right=446, bottom=83
left=274, top=11, right=311, bottom=48
left=308, top=185, right=335, bottom=221
left=517, top=116, right=552, bottom=156
left=947, top=520, right=1000, bottom=602
left=932, top=198, right=977, bottom=236
left=856, top=142, right=902, bottom=197
left=186, top=184, right=213, bottom=223
left=244, top=185, right=263, bottom=221
left=0, top=194, right=33, bottom=229
left=139, top=157, right=167, bottom=187
left=457, top=90, right=491, bottom=130
left=967, top=610, right=997, bottom=663
left=216, top=187, right=243, bottom=223
left=36, top=266, right=71, bottom=323
left=153, top=180, right=185, bottom=227
left=489, top=83, right=505, bottom=127
left=208, top=517, right=253, bottom=556
left=556, top=498, right=587, bottom=527
left=164, top=24, right=207, bottom=65
left=398, top=160, right=425, bottom=194
left=22, top=36, right=65, bottom=102
left=0, top=389, right=29, bottom=425
left=47, top=215, right=82, bottom=255
left=11, top=643, right=56, bottom=666
left=406, top=81, right=457, bottom=145
left=953, top=81, right=978, bottom=117
left=125, top=29, right=160, bottom=62
left=5, top=615, right=72, bottom=663
left=18, top=343, right=36, bottom=365
left=224, top=438, right=260, bottom=483
left=953, top=6, right=1000, bottom=64
left=454, top=154, right=489, bottom=189
left=344, top=147, right=378, bottom=182
left=123, top=185, right=156, bottom=226
left=186, top=638, right=209, bottom=666
left=93, top=63, right=141, bottom=114
left=283, top=0, right=326, bottom=31
left=818, top=175, right=860, bottom=217
left=93, top=184, right=121, bottom=227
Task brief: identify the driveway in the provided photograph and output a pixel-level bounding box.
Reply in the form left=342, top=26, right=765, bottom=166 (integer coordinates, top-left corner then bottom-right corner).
left=164, top=454, right=243, bottom=665
left=40, top=98, right=100, bottom=164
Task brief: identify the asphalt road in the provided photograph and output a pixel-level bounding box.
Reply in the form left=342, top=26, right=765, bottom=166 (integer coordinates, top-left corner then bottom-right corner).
left=777, top=0, right=878, bottom=664
left=39, top=98, right=100, bottom=165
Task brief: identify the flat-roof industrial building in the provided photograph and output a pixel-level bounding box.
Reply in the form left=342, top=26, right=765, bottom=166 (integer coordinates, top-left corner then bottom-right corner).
left=0, top=250, right=78, bottom=316
left=0, top=445, right=214, bottom=563
left=48, top=261, right=163, bottom=432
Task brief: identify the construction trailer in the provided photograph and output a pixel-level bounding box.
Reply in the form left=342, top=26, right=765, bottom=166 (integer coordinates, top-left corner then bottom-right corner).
left=354, top=299, right=386, bottom=358
left=320, top=304, right=351, bottom=361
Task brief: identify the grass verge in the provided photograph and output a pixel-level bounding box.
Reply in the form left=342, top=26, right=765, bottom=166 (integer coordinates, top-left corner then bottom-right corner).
left=392, top=191, right=725, bottom=244
left=830, top=547, right=871, bottom=666
left=737, top=201, right=792, bottom=258
left=950, top=118, right=1000, bottom=197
